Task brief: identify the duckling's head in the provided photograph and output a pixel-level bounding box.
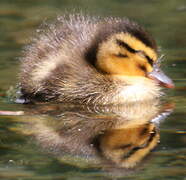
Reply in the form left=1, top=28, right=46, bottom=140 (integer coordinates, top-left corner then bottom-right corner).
left=86, top=20, right=174, bottom=90
left=99, top=123, right=159, bottom=168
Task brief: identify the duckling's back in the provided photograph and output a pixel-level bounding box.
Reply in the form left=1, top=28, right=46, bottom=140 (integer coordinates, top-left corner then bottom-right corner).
left=20, top=14, right=102, bottom=102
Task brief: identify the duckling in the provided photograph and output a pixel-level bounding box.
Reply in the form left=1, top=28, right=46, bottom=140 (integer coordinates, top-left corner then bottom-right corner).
left=19, top=14, right=174, bottom=105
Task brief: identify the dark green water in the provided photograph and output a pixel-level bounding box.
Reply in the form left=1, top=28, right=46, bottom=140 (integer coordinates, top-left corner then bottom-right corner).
left=0, top=0, right=186, bottom=179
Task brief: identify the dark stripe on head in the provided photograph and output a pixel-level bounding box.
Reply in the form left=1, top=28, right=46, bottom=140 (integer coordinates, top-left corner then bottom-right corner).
left=122, top=146, right=141, bottom=159
left=122, top=130, right=157, bottom=160
left=116, top=39, right=137, bottom=53
left=138, top=64, right=147, bottom=72
left=129, top=30, right=156, bottom=50
left=109, top=19, right=157, bottom=50
left=116, top=39, right=154, bottom=66
left=145, top=54, right=153, bottom=66
left=137, top=50, right=154, bottom=66
left=113, top=143, right=132, bottom=150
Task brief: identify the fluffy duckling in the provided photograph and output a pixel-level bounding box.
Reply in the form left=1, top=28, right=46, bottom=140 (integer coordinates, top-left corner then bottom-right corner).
left=19, top=14, right=174, bottom=104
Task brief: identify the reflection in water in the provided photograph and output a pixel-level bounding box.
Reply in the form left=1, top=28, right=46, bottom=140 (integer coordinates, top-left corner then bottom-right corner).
left=20, top=100, right=173, bottom=171
left=99, top=123, right=158, bottom=169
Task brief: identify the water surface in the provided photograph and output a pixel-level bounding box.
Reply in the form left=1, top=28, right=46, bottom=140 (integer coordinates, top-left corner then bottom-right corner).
left=0, top=0, right=186, bottom=179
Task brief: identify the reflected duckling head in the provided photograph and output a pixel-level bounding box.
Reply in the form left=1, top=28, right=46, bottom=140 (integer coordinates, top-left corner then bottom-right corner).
left=99, top=123, right=159, bottom=168
left=19, top=14, right=174, bottom=105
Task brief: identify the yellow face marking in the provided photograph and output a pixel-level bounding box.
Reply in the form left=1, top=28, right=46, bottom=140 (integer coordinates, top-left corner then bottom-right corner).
left=96, top=32, right=158, bottom=77
left=115, top=33, right=157, bottom=62
left=100, top=123, right=159, bottom=168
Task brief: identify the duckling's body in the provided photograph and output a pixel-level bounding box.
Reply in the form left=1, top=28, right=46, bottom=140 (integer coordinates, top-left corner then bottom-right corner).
left=19, top=14, right=173, bottom=104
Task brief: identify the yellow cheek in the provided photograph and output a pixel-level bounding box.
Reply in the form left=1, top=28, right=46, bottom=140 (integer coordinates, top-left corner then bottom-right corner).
left=97, top=47, right=154, bottom=77
left=146, top=63, right=153, bottom=72
left=99, top=55, right=146, bottom=76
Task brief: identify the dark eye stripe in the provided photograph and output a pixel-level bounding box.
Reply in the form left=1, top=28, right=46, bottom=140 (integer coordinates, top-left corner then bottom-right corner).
left=116, top=39, right=137, bottom=53
left=136, top=51, right=154, bottom=66
left=138, top=64, right=147, bottom=72
left=113, top=143, right=132, bottom=150
left=145, top=55, right=153, bottom=66
left=116, top=39, right=154, bottom=66
left=122, top=130, right=157, bottom=160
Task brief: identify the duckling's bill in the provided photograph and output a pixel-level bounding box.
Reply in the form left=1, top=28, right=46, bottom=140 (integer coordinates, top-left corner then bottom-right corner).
left=147, top=65, right=174, bottom=89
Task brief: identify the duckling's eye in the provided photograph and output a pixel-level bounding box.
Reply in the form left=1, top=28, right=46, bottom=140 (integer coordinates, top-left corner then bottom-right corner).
left=114, top=53, right=128, bottom=58
left=137, top=50, right=154, bottom=66
left=137, top=51, right=146, bottom=58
